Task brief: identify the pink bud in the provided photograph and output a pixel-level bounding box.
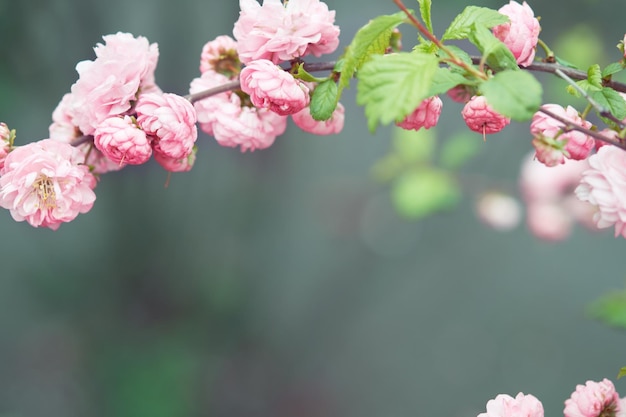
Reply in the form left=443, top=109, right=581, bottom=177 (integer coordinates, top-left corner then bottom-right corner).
left=492, top=1, right=541, bottom=67
left=94, top=116, right=152, bottom=165
left=292, top=103, right=345, bottom=135
left=461, top=96, right=510, bottom=135
left=396, top=96, right=442, bottom=131
left=531, top=104, right=594, bottom=161
left=154, top=146, right=197, bottom=173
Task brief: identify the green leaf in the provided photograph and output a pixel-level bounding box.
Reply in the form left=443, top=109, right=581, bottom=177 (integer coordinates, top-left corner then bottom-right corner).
left=293, top=63, right=326, bottom=83
left=618, top=367, right=626, bottom=380
left=439, top=131, right=483, bottom=169
left=357, top=52, right=439, bottom=132
left=587, top=64, right=603, bottom=89
left=427, top=68, right=470, bottom=97
left=418, top=0, right=433, bottom=33
left=602, top=62, right=625, bottom=78
left=442, top=6, right=508, bottom=41
left=479, top=70, right=543, bottom=121
left=392, top=125, right=436, bottom=163
left=440, top=45, right=474, bottom=69
left=468, top=24, right=519, bottom=72
left=591, top=87, right=626, bottom=120
left=337, top=12, right=408, bottom=98
left=588, top=290, right=626, bottom=329
left=310, top=79, right=339, bottom=121
left=391, top=168, right=461, bottom=219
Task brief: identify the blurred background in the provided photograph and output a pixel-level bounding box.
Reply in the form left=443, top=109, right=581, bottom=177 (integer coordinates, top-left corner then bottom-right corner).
left=1, top=0, right=626, bottom=416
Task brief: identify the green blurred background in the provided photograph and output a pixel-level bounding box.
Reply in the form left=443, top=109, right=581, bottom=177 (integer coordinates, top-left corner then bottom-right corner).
left=1, top=0, right=626, bottom=416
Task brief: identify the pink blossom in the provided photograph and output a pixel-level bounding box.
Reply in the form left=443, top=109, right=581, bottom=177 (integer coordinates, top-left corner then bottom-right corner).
left=0, top=139, right=96, bottom=230
left=576, top=145, right=626, bottom=238
left=478, top=393, right=544, bottom=417
left=49, top=93, right=123, bottom=174
left=199, top=35, right=240, bottom=76
left=93, top=116, right=152, bottom=165
left=135, top=92, right=197, bottom=160
left=564, top=379, right=620, bottom=417
left=239, top=59, right=310, bottom=115
left=526, top=201, right=573, bottom=241
left=291, top=102, right=345, bottom=135
left=69, top=32, right=159, bottom=135
left=396, top=96, right=443, bottom=131
left=462, top=96, right=510, bottom=134
left=447, top=84, right=474, bottom=103
left=0, top=122, right=13, bottom=171
left=190, top=70, right=235, bottom=136
left=531, top=105, right=594, bottom=163
left=233, top=0, right=340, bottom=65
left=154, top=146, right=197, bottom=173
left=492, top=1, right=541, bottom=67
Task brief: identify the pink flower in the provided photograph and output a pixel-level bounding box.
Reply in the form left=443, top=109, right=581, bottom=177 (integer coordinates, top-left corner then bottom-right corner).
left=154, top=146, right=197, bottom=172
left=135, top=92, right=197, bottom=160
left=0, top=122, right=13, bottom=171
left=233, top=0, right=340, bottom=65
left=291, top=102, right=345, bottom=135
left=478, top=393, right=544, bottom=417
left=396, top=96, right=443, bottom=131
left=492, top=1, right=541, bottom=67
left=576, top=145, right=626, bottom=238
left=531, top=105, right=595, bottom=163
left=93, top=116, right=152, bottom=165
left=0, top=139, right=96, bottom=230
left=189, top=70, right=233, bottom=137
left=462, top=95, right=510, bottom=135
left=447, top=84, right=474, bottom=103
left=49, top=93, right=123, bottom=174
left=69, top=32, right=159, bottom=135
left=520, top=151, right=594, bottom=241
left=199, top=35, right=240, bottom=77
left=564, top=379, right=620, bottom=417
left=239, top=59, right=310, bottom=115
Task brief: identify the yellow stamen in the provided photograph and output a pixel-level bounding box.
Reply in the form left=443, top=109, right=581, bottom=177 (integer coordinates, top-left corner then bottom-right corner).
left=33, top=175, right=57, bottom=209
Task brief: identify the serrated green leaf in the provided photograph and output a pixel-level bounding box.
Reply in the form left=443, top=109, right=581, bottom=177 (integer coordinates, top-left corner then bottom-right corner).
left=392, top=125, right=436, bottom=163
left=468, top=24, right=519, bottom=72
left=587, top=64, right=603, bottom=89
left=479, top=70, right=542, bottom=121
left=310, top=79, right=339, bottom=121
left=618, top=367, right=626, bottom=379
left=391, top=168, right=461, bottom=219
left=418, top=0, right=433, bottom=33
left=426, top=68, right=470, bottom=97
left=588, top=290, right=626, bottom=329
left=439, top=132, right=482, bottom=169
left=591, top=87, right=626, bottom=120
left=602, top=62, right=625, bottom=77
left=357, top=52, right=439, bottom=132
left=442, top=6, right=508, bottom=41
left=440, top=45, right=474, bottom=67
left=337, top=12, right=408, bottom=98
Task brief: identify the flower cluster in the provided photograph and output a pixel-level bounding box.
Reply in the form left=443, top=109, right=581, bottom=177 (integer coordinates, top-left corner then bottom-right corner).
left=480, top=379, right=622, bottom=417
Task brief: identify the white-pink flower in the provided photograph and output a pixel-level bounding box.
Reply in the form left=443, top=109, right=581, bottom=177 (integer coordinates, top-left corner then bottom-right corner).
left=575, top=145, right=626, bottom=238
left=233, top=0, right=340, bottom=65
left=564, top=379, right=620, bottom=417
left=478, top=393, right=544, bottom=417
left=0, top=139, right=96, bottom=230
left=135, top=92, right=197, bottom=160
left=240, top=59, right=310, bottom=115
left=69, top=32, right=159, bottom=135
left=462, top=95, right=510, bottom=135
left=396, top=96, right=443, bottom=131
left=492, top=1, right=541, bottom=67
left=93, top=116, right=152, bottom=165
left=199, top=35, right=240, bottom=76
left=291, top=102, right=345, bottom=135
left=531, top=105, right=595, bottom=163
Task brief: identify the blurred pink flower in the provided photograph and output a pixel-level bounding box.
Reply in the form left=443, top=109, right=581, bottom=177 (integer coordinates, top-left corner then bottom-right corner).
left=462, top=95, right=510, bottom=135
left=93, top=116, right=152, bottom=165
left=69, top=32, right=159, bottom=135
left=291, top=102, right=345, bottom=135
left=475, top=192, right=522, bottom=231
left=564, top=379, right=620, bottom=417
left=135, top=92, right=197, bottom=160
left=199, top=35, right=240, bottom=76
left=576, top=145, right=626, bottom=238
left=233, top=0, right=340, bottom=64
left=0, top=139, right=96, bottom=230
left=0, top=122, right=12, bottom=171
left=531, top=105, right=594, bottom=163
left=478, top=393, right=544, bottom=417
left=396, top=96, right=442, bottom=131
left=240, top=59, right=310, bottom=115
left=492, top=1, right=541, bottom=67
